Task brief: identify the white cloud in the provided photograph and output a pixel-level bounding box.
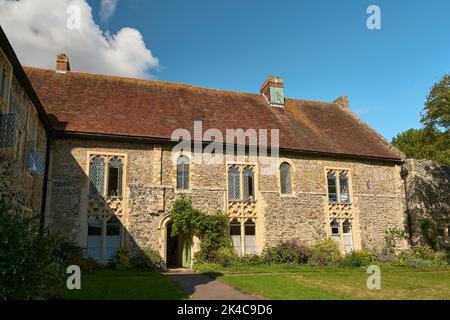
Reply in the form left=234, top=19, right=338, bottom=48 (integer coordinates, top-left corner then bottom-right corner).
left=100, top=0, right=119, bottom=22
left=0, top=0, right=159, bottom=78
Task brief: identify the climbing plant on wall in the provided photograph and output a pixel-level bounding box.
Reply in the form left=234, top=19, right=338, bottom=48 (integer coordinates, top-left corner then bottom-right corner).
left=170, top=195, right=230, bottom=262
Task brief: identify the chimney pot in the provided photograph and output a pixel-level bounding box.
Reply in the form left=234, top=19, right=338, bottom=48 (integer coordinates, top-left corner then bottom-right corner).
left=56, top=53, right=70, bottom=73
left=334, top=96, right=350, bottom=110
left=260, top=76, right=284, bottom=106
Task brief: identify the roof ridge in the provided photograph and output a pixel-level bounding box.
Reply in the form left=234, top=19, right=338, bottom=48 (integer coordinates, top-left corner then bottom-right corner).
left=23, top=66, right=334, bottom=105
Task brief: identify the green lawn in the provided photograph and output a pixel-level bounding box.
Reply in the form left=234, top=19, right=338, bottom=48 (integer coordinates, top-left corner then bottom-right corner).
left=201, top=264, right=450, bottom=300
left=61, top=269, right=187, bottom=300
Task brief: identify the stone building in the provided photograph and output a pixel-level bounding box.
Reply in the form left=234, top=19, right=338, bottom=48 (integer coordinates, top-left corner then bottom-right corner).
left=402, top=159, right=450, bottom=249
left=0, top=27, right=50, bottom=218
left=22, top=52, right=410, bottom=267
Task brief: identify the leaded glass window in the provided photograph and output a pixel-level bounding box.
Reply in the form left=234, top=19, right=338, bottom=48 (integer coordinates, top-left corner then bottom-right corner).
left=89, top=156, right=105, bottom=196
left=108, top=157, right=123, bottom=196
left=228, top=166, right=240, bottom=200
left=176, top=156, right=190, bottom=190
left=327, top=171, right=338, bottom=203
left=280, top=162, right=292, bottom=194
left=339, top=172, right=350, bottom=203
left=243, top=167, right=254, bottom=200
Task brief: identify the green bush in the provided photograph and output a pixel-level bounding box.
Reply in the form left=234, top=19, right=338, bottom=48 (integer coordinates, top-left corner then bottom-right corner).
left=308, top=238, right=342, bottom=266
left=55, top=239, right=100, bottom=273
left=240, top=254, right=265, bottom=266
left=130, top=247, right=165, bottom=271
left=216, top=247, right=240, bottom=267
left=0, top=200, right=65, bottom=299
left=341, top=250, right=374, bottom=268
left=397, top=246, right=448, bottom=269
left=263, top=239, right=310, bottom=264
left=111, top=246, right=131, bottom=270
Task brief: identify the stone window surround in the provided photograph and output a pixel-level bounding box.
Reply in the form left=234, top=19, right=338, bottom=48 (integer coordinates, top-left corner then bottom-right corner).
left=176, top=155, right=190, bottom=190
left=278, top=159, right=295, bottom=197
left=171, top=151, right=193, bottom=193
left=324, top=166, right=360, bottom=252
left=0, top=47, right=12, bottom=112
left=226, top=162, right=260, bottom=253
left=226, top=162, right=258, bottom=202
left=230, top=217, right=257, bottom=256
left=325, top=167, right=353, bottom=205
left=82, top=151, right=128, bottom=258
left=330, top=218, right=354, bottom=253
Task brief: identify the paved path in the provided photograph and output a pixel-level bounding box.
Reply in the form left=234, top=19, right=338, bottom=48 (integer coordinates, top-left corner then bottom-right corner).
left=165, top=270, right=260, bottom=300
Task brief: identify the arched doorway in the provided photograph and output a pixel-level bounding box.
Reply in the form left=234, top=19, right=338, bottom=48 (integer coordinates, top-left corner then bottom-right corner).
left=165, top=222, right=191, bottom=268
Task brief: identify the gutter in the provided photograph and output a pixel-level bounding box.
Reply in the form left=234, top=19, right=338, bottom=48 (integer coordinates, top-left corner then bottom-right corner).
left=55, top=130, right=404, bottom=165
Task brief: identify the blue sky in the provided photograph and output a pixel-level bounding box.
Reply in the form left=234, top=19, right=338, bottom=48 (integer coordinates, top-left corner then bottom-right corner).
left=79, top=1, right=450, bottom=140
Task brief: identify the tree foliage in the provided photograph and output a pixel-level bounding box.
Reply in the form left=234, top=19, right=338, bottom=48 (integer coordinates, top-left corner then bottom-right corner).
left=392, top=128, right=450, bottom=164
left=422, top=74, right=450, bottom=130
left=392, top=73, right=450, bottom=164
left=0, top=200, right=65, bottom=299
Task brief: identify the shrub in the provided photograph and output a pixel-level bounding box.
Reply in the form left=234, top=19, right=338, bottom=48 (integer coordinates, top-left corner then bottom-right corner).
left=216, top=247, right=240, bottom=268
left=240, top=254, right=265, bottom=266
left=263, top=239, right=310, bottom=264
left=130, top=247, right=165, bottom=271
left=74, top=257, right=102, bottom=273
left=341, top=250, right=374, bottom=268
left=55, top=240, right=100, bottom=273
left=111, top=246, right=131, bottom=270
left=420, top=219, right=439, bottom=250
left=397, top=246, right=448, bottom=269
left=0, top=200, right=65, bottom=299
left=308, top=238, right=342, bottom=266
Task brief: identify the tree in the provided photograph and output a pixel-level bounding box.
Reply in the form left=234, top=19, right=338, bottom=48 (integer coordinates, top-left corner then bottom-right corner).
left=421, top=74, right=450, bottom=130
left=392, top=128, right=450, bottom=164
left=392, top=73, right=450, bottom=164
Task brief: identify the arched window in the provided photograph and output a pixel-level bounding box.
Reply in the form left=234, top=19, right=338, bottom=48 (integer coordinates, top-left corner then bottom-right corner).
left=89, top=156, right=105, bottom=196
left=327, top=171, right=337, bottom=203
left=280, top=162, right=292, bottom=194
left=108, top=157, right=123, bottom=197
left=228, top=166, right=240, bottom=200
left=339, top=172, right=350, bottom=203
left=243, top=167, right=255, bottom=200
left=176, top=156, right=190, bottom=190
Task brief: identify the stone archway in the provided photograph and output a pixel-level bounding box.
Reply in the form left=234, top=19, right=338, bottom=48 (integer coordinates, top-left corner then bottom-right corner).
left=158, top=214, right=191, bottom=268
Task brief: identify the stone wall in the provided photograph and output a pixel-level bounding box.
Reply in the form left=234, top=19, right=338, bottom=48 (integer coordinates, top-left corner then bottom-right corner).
left=0, top=74, right=47, bottom=216
left=46, top=137, right=409, bottom=260
left=402, top=159, right=450, bottom=248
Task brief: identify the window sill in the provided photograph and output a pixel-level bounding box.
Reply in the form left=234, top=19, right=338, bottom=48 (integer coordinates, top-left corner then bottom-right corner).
left=280, top=193, right=296, bottom=198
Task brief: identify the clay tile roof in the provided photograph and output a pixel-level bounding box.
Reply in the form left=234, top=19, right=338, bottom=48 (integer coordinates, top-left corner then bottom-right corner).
left=24, top=67, right=403, bottom=161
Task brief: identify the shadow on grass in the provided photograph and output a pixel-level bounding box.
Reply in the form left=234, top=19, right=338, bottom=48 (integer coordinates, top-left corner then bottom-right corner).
left=165, top=272, right=224, bottom=297
left=61, top=268, right=189, bottom=300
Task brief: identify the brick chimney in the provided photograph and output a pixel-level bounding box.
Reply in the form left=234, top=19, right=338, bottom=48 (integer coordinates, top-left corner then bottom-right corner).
left=56, top=53, right=70, bottom=74
left=333, top=96, right=350, bottom=110
left=260, top=76, right=284, bottom=106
